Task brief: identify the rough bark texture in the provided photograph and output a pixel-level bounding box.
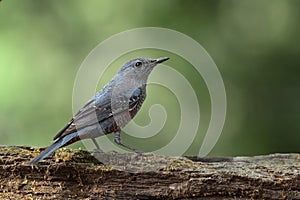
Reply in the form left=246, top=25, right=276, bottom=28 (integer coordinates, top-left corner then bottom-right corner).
left=0, top=146, right=299, bottom=199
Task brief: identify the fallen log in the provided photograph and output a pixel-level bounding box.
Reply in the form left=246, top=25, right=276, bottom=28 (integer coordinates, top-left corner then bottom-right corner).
left=0, top=146, right=299, bottom=199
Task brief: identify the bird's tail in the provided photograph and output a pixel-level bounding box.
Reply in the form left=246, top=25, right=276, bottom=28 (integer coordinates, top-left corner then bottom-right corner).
left=28, top=132, right=78, bottom=164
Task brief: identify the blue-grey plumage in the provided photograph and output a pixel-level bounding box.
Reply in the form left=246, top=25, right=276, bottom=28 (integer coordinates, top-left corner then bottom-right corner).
left=28, top=57, right=169, bottom=164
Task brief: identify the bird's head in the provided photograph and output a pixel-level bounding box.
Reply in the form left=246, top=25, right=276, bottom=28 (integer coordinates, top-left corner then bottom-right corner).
left=117, top=57, right=169, bottom=83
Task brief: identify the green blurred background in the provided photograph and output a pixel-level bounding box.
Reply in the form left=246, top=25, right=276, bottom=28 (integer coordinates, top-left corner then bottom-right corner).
left=1, top=0, right=299, bottom=156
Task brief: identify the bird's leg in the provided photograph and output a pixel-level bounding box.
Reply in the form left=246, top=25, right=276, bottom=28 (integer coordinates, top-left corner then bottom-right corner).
left=114, top=130, right=140, bottom=153
left=91, top=137, right=106, bottom=155
left=91, top=138, right=101, bottom=150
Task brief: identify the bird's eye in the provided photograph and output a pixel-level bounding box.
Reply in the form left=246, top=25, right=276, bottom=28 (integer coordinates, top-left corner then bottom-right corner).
left=135, top=61, right=142, bottom=68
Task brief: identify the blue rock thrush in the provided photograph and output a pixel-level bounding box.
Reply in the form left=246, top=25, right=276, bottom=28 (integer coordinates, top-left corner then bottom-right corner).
left=29, top=57, right=169, bottom=164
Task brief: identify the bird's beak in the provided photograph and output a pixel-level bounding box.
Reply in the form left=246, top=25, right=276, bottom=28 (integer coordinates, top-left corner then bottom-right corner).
left=154, top=57, right=169, bottom=64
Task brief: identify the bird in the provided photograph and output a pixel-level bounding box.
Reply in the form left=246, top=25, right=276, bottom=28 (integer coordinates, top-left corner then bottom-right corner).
left=28, top=57, right=170, bottom=164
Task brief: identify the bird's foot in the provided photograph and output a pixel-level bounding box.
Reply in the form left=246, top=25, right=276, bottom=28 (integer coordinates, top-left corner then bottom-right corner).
left=131, top=151, right=155, bottom=160
left=91, top=149, right=102, bottom=153
left=91, top=148, right=105, bottom=157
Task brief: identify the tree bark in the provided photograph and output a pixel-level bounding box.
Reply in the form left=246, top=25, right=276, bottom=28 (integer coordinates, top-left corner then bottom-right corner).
left=0, top=146, right=299, bottom=199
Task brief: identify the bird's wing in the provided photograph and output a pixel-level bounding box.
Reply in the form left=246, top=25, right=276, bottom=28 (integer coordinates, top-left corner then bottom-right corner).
left=53, top=93, right=113, bottom=140
left=54, top=86, right=146, bottom=141
left=128, top=87, right=146, bottom=111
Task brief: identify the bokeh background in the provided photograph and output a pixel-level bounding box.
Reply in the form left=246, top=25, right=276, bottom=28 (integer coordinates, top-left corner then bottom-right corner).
left=1, top=0, right=299, bottom=156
